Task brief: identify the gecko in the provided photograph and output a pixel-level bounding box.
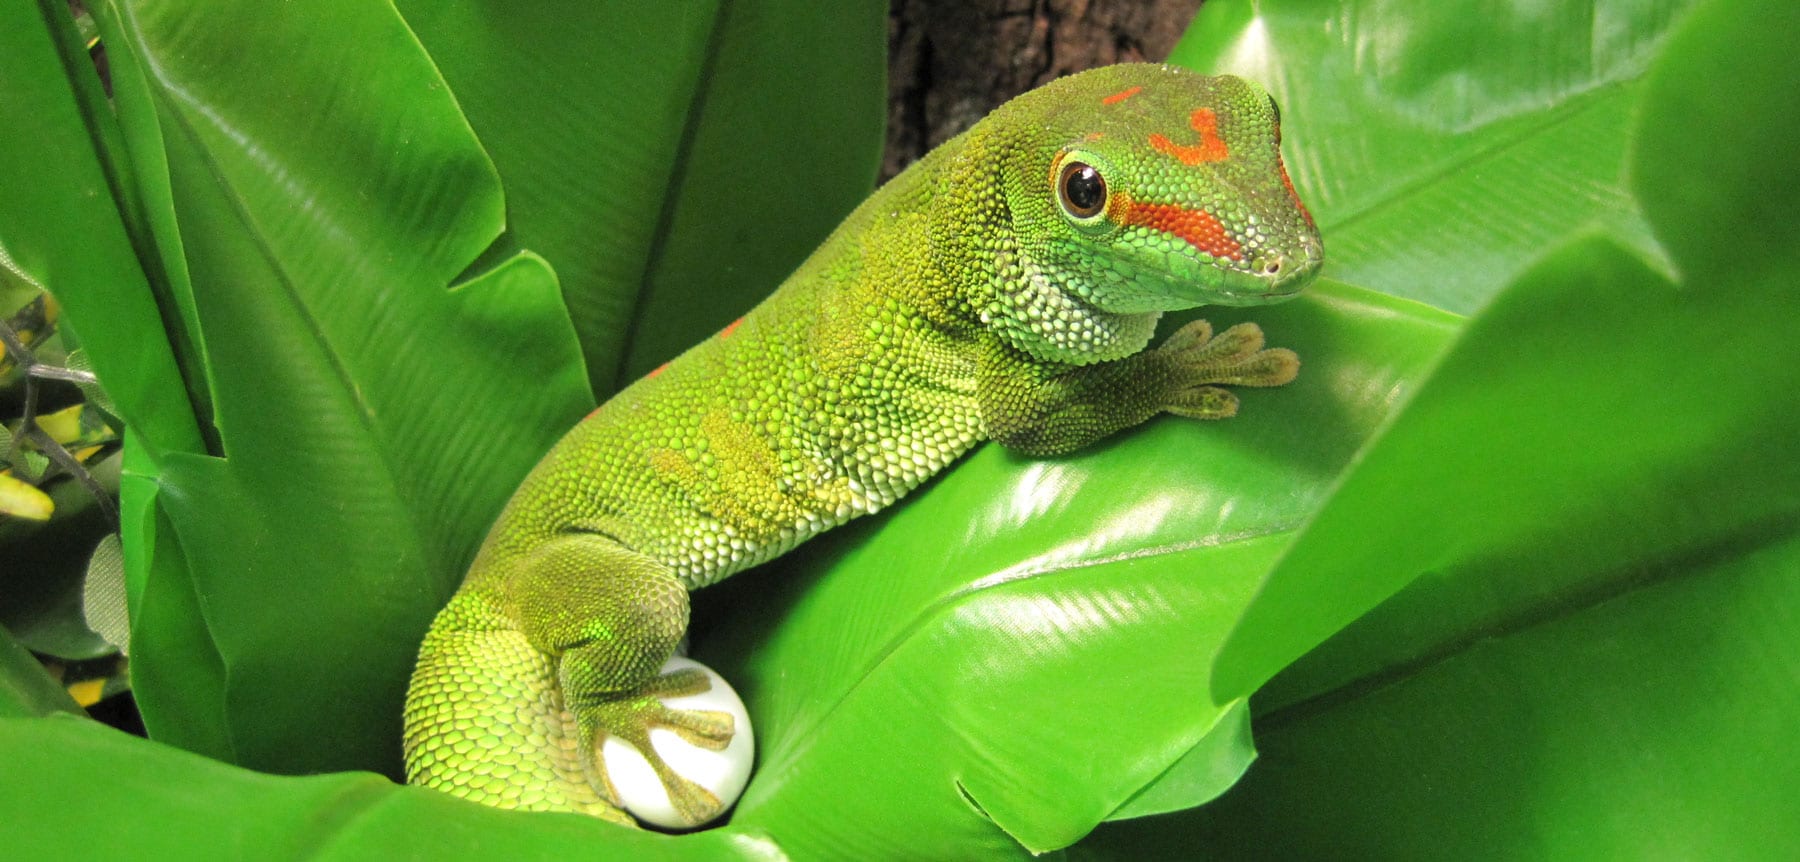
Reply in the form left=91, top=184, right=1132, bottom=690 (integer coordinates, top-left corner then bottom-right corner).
left=404, top=63, right=1323, bottom=827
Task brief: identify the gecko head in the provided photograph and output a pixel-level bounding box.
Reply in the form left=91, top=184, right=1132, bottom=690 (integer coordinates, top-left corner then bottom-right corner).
left=987, top=64, right=1323, bottom=317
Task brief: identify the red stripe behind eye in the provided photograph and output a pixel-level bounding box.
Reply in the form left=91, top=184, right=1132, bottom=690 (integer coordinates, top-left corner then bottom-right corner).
left=1123, top=200, right=1243, bottom=260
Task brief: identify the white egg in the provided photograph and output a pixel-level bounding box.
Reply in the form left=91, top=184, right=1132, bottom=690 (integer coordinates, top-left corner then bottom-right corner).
left=601, top=656, right=754, bottom=829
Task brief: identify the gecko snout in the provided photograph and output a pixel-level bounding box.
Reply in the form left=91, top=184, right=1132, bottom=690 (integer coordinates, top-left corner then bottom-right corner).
left=1258, top=234, right=1324, bottom=296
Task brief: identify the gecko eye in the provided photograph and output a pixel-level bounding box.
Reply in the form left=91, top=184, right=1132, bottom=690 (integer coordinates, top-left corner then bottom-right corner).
left=1057, top=161, right=1108, bottom=221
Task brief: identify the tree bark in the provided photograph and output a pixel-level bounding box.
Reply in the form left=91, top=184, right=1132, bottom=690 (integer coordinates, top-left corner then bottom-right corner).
left=883, top=0, right=1205, bottom=179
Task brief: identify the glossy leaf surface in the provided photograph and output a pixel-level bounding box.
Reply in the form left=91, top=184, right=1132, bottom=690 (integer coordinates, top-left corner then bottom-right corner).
left=37, top=0, right=594, bottom=772
left=395, top=0, right=887, bottom=391
left=5, top=0, right=1792, bottom=857
left=1, top=277, right=1453, bottom=858
left=1070, top=0, right=1798, bottom=856
left=696, top=281, right=1451, bottom=856
left=57, top=0, right=884, bottom=777
left=1172, top=0, right=1691, bottom=314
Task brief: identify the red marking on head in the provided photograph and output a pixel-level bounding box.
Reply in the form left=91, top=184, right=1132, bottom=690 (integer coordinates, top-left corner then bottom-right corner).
left=1148, top=108, right=1229, bottom=165
left=719, top=317, right=744, bottom=339
left=1278, top=161, right=1316, bottom=230
left=1101, top=85, right=1142, bottom=106
left=646, top=361, right=671, bottom=380
left=1124, top=200, right=1243, bottom=261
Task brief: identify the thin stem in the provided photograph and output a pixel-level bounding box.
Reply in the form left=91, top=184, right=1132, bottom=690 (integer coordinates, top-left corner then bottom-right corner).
left=29, top=365, right=98, bottom=385
left=0, top=309, right=119, bottom=529
left=22, top=424, right=118, bottom=528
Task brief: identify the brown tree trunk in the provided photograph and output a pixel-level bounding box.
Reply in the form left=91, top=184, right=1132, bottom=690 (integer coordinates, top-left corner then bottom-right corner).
left=883, top=0, right=1205, bottom=179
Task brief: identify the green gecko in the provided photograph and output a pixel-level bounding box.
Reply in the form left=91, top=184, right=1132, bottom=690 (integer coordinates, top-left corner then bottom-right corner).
left=404, top=63, right=1323, bottom=826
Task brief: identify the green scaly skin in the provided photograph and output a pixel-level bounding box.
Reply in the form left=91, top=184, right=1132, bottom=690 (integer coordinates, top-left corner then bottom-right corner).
left=403, top=63, right=1324, bottom=826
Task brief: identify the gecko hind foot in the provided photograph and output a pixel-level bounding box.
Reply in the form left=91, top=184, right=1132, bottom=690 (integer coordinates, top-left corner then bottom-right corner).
left=1158, top=319, right=1299, bottom=419
left=574, top=665, right=738, bottom=827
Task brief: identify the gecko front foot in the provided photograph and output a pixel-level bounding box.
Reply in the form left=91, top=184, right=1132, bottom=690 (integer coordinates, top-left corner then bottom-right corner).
left=573, top=661, right=745, bottom=828
left=1155, top=319, right=1299, bottom=419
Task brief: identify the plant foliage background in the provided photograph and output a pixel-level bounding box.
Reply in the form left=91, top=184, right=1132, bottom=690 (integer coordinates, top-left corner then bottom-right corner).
left=1, top=0, right=1795, bottom=858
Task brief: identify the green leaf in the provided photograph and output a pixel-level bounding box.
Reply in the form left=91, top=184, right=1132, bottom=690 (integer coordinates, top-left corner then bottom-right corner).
left=1215, top=238, right=1799, bottom=709
left=1209, top=0, right=1796, bottom=718
left=62, top=348, right=118, bottom=417
left=395, top=0, right=888, bottom=391
left=65, top=0, right=593, bottom=773
left=1, top=279, right=1455, bottom=857
left=0, top=626, right=81, bottom=719
left=1086, top=0, right=1800, bottom=856
left=0, top=715, right=777, bottom=860
left=1170, top=0, right=1692, bottom=313
left=12, top=0, right=1789, bottom=857
left=39, top=0, right=889, bottom=779
left=0, top=0, right=202, bottom=457
left=1102, top=698, right=1255, bottom=822
left=1092, top=530, right=1800, bottom=860
left=674, top=281, right=1454, bottom=856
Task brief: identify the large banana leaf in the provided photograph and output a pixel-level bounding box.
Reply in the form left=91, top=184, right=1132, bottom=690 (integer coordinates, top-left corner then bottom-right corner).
left=69, top=0, right=596, bottom=773
left=395, top=0, right=887, bottom=390
left=5, top=0, right=886, bottom=779
left=1074, top=0, right=1800, bottom=857
left=3, top=0, right=1792, bottom=858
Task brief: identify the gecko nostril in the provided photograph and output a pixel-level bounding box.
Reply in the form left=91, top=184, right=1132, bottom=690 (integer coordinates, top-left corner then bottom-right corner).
left=1264, top=259, right=1283, bottom=275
